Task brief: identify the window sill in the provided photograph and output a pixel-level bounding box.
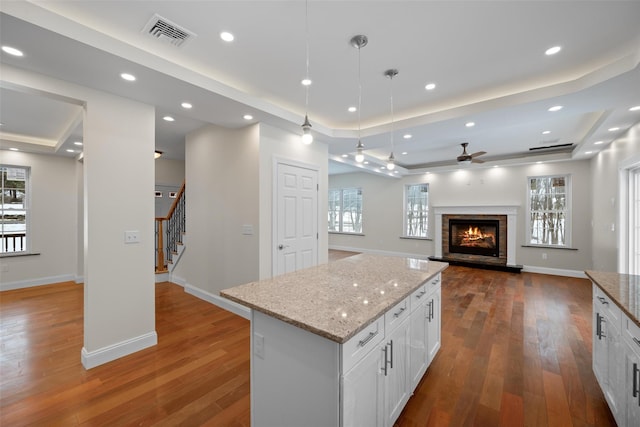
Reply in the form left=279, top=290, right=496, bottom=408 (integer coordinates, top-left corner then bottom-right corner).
left=521, top=245, right=577, bottom=251
left=329, top=232, right=365, bottom=236
left=399, top=236, right=432, bottom=241
left=0, top=251, right=41, bottom=258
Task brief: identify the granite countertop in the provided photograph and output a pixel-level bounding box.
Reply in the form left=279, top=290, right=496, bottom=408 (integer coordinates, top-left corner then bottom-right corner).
left=585, top=270, right=640, bottom=327
left=220, top=254, right=448, bottom=344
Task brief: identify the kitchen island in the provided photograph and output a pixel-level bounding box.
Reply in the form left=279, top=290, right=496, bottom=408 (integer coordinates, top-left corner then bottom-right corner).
left=221, top=253, right=448, bottom=427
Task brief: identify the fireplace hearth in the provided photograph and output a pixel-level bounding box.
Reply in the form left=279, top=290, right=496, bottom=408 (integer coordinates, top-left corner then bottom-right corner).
left=449, top=219, right=499, bottom=257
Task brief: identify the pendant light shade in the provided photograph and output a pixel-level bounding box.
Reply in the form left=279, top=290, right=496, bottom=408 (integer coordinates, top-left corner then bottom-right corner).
left=301, top=114, right=313, bottom=145
left=351, top=35, right=368, bottom=162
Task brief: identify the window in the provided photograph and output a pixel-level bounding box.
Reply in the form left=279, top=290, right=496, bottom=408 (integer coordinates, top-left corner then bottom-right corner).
left=629, top=166, right=640, bottom=274
left=1, top=165, right=29, bottom=254
left=328, top=187, right=363, bottom=233
left=527, top=174, right=571, bottom=247
left=404, top=184, right=429, bottom=238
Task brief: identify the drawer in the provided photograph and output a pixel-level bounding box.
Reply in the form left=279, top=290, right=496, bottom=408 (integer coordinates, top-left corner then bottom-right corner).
left=427, top=273, right=441, bottom=292
left=624, top=315, right=640, bottom=358
left=593, top=283, right=622, bottom=330
left=410, top=283, right=429, bottom=312
left=385, top=296, right=410, bottom=332
left=342, top=316, right=385, bottom=373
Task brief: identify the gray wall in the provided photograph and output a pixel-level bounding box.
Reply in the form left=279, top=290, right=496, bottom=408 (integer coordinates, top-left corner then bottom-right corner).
left=329, top=159, right=593, bottom=273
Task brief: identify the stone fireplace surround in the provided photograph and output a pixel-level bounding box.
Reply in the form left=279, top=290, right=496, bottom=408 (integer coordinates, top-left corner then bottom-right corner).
left=433, top=206, right=519, bottom=267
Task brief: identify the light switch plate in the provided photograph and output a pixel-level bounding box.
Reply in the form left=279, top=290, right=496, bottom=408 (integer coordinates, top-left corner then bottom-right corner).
left=254, top=333, right=265, bottom=359
left=124, top=230, right=140, bottom=244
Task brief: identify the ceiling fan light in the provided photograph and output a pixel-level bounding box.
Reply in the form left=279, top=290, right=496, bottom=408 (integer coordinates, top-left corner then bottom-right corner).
left=154, top=150, right=163, bottom=159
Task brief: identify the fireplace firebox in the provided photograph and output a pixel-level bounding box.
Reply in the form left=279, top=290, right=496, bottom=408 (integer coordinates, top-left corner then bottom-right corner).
left=449, top=219, right=499, bottom=257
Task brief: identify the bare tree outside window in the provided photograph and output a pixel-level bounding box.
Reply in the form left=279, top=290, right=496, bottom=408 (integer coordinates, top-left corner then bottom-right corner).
left=328, top=187, right=362, bottom=233
left=527, top=175, right=570, bottom=246
left=405, top=184, right=429, bottom=237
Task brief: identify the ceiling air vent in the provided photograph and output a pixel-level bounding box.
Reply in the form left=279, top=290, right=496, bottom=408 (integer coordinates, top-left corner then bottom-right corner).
left=528, top=143, right=573, bottom=152
left=142, top=14, right=196, bottom=47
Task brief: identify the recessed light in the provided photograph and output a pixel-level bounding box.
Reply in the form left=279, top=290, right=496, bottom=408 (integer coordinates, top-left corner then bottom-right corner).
left=536, top=161, right=543, bottom=164
left=163, top=116, right=175, bottom=122
left=120, top=73, right=136, bottom=81
left=181, top=102, right=192, bottom=109
left=401, top=152, right=408, bottom=155
left=493, top=165, right=499, bottom=168
left=66, top=149, right=75, bottom=153
left=341, top=154, right=348, bottom=158
left=585, top=151, right=593, bottom=155
left=2, top=46, right=24, bottom=57
left=608, top=127, right=620, bottom=132
left=465, top=122, right=475, bottom=128
left=301, top=78, right=312, bottom=86
left=545, top=46, right=562, bottom=56
left=364, top=161, right=369, bottom=165
left=74, top=141, right=83, bottom=146
left=220, top=31, right=234, bottom=42
left=403, top=134, right=412, bottom=139
left=243, top=114, right=253, bottom=120
left=548, top=105, right=563, bottom=112
left=542, top=130, right=551, bottom=135
left=594, top=141, right=604, bottom=145
left=9, top=147, right=19, bottom=151
left=348, top=106, right=357, bottom=113
left=425, top=83, right=436, bottom=91
left=630, top=105, right=640, bottom=112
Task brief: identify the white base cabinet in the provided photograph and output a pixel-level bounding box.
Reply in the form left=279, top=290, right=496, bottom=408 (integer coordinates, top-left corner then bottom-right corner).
left=592, top=283, right=640, bottom=427
left=250, top=273, right=442, bottom=427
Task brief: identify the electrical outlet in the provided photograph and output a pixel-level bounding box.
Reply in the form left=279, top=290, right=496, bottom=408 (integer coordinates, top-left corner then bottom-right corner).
left=542, top=253, right=547, bottom=260
left=124, top=230, right=140, bottom=244
left=254, top=333, right=265, bottom=359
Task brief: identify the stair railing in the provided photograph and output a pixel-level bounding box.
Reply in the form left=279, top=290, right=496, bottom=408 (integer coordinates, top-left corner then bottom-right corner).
left=155, top=181, right=186, bottom=273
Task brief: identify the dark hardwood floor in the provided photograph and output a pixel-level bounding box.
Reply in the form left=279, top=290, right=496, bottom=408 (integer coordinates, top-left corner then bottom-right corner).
left=0, top=263, right=615, bottom=426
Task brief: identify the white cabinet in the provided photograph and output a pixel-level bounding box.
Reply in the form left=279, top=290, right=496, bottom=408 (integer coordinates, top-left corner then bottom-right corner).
left=343, top=345, right=385, bottom=427
left=384, top=302, right=411, bottom=426
left=409, top=274, right=441, bottom=392
left=623, top=317, right=640, bottom=426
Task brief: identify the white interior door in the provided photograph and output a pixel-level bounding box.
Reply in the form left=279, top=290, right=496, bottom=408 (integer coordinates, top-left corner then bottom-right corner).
left=275, top=162, right=318, bottom=276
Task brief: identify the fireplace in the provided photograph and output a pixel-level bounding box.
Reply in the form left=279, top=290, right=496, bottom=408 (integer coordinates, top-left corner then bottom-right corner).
left=449, top=219, right=499, bottom=257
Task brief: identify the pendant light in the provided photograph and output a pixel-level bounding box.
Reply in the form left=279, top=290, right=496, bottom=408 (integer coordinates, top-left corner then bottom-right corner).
left=384, top=69, right=398, bottom=171
left=300, top=0, right=313, bottom=145
left=351, top=35, right=368, bottom=162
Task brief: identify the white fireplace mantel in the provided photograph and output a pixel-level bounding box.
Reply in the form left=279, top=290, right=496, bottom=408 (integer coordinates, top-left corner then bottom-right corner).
left=433, top=205, right=519, bottom=265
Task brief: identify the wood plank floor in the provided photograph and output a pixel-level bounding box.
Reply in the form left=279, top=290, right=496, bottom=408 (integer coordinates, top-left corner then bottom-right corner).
left=0, top=265, right=616, bottom=426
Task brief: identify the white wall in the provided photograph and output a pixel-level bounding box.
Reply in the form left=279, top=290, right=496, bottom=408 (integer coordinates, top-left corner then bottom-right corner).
left=2, top=64, right=157, bottom=368
left=329, top=159, right=593, bottom=273
left=155, top=157, right=185, bottom=186
left=0, top=151, right=78, bottom=289
left=258, top=123, right=329, bottom=280
left=591, top=122, right=640, bottom=272
left=177, top=123, right=261, bottom=295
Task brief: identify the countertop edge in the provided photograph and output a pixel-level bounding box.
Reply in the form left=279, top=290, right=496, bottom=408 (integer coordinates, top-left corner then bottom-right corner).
left=221, top=262, right=448, bottom=344
left=585, top=270, right=640, bottom=329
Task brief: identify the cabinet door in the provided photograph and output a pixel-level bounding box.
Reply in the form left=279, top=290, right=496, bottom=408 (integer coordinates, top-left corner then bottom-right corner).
left=605, top=318, right=623, bottom=423
left=625, top=334, right=640, bottom=425
left=385, top=316, right=411, bottom=427
left=426, top=289, right=441, bottom=364
left=593, top=308, right=608, bottom=387
left=342, top=346, right=385, bottom=427
left=409, top=303, right=428, bottom=392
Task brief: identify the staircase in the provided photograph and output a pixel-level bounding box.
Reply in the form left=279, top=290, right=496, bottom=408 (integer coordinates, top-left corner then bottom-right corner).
left=155, top=181, right=185, bottom=281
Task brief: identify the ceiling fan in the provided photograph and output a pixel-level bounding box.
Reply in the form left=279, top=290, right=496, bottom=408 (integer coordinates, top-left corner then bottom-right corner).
left=456, top=142, right=486, bottom=164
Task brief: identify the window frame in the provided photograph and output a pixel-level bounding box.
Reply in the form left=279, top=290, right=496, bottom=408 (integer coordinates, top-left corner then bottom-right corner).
left=403, top=183, right=429, bottom=239
left=526, top=174, right=571, bottom=248
left=1, top=164, right=30, bottom=255
left=328, top=187, right=363, bottom=234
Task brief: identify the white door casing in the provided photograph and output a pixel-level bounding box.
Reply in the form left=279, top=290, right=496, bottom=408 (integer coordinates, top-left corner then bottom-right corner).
left=274, top=160, right=318, bottom=276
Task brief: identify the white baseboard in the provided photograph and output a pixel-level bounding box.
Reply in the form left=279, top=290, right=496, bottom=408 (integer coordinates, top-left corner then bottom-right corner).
left=185, top=283, right=251, bottom=320
left=155, top=272, right=169, bottom=283
left=81, top=331, right=158, bottom=370
left=522, top=265, right=587, bottom=278
left=0, top=274, right=77, bottom=291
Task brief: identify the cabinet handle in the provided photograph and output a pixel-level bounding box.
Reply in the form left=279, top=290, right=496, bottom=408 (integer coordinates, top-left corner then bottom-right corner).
left=427, top=299, right=434, bottom=321
left=596, top=313, right=606, bottom=340
left=393, top=307, right=406, bottom=318
left=597, top=296, right=609, bottom=305
left=633, top=337, right=640, bottom=348
left=382, top=346, right=388, bottom=376
left=415, top=290, right=427, bottom=299
left=388, top=340, right=394, bottom=369
left=633, top=363, right=639, bottom=399
left=358, top=330, right=379, bottom=348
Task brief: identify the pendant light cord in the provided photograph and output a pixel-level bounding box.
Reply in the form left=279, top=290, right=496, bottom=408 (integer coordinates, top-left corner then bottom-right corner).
left=357, top=44, right=362, bottom=140
left=304, top=0, right=310, bottom=115
left=390, top=73, right=394, bottom=153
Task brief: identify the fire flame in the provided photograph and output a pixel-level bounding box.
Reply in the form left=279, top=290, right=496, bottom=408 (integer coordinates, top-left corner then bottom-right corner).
left=465, top=226, right=484, bottom=238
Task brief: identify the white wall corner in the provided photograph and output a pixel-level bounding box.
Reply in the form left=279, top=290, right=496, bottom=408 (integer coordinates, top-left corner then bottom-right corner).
left=81, top=331, right=157, bottom=369
left=185, top=283, right=251, bottom=320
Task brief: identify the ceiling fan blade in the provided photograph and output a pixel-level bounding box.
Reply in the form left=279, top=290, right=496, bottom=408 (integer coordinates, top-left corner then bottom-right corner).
left=470, top=151, right=487, bottom=157
left=472, top=158, right=485, bottom=164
